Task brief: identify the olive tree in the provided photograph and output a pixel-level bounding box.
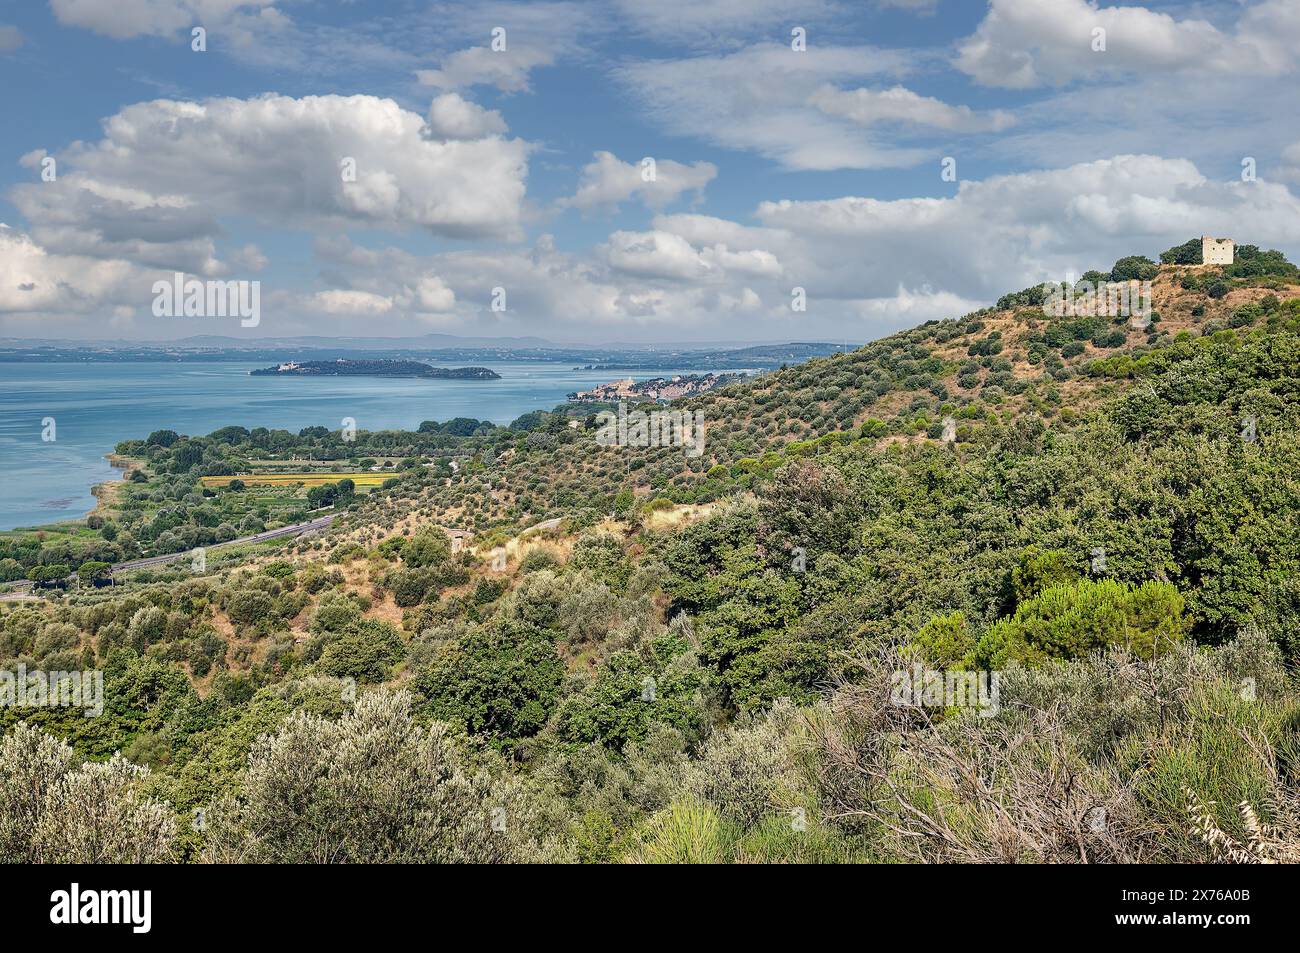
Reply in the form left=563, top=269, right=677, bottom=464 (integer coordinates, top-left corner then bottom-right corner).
left=0, top=723, right=176, bottom=863
left=202, top=690, right=561, bottom=863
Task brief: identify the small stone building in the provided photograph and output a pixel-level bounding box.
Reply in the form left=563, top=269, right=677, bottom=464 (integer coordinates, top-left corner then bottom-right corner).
left=445, top=528, right=473, bottom=553
left=1202, top=236, right=1234, bottom=265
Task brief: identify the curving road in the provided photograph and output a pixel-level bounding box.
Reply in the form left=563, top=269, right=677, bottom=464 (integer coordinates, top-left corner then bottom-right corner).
left=1, top=513, right=336, bottom=597
left=110, top=513, right=337, bottom=572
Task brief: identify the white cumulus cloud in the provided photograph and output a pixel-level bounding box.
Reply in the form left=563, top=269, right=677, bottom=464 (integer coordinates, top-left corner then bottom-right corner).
left=809, top=84, right=1015, bottom=132
left=416, top=45, right=553, bottom=93
left=956, top=0, right=1300, bottom=89
left=614, top=43, right=935, bottom=171
left=562, top=152, right=717, bottom=212
left=8, top=94, right=531, bottom=278
left=425, top=93, right=507, bottom=140
left=312, top=289, right=394, bottom=315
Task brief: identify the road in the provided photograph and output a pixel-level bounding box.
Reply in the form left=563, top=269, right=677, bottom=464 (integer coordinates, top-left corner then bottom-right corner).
left=110, top=513, right=337, bottom=571
left=0, top=513, right=336, bottom=597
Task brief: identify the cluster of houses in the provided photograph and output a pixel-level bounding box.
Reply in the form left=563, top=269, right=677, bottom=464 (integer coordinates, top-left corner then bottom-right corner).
left=569, top=372, right=744, bottom=403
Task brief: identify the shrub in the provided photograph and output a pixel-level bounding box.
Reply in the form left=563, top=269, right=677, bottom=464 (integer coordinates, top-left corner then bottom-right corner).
left=316, top=618, right=404, bottom=683
left=227, top=590, right=274, bottom=627
left=859, top=418, right=888, bottom=439
left=310, top=591, right=364, bottom=635
left=203, top=691, right=552, bottom=863
left=975, top=579, right=1188, bottom=667
left=1011, top=547, right=1081, bottom=602
left=0, top=723, right=176, bottom=863
left=683, top=701, right=800, bottom=828
left=388, top=568, right=433, bottom=608
left=568, top=533, right=631, bottom=589
left=628, top=798, right=735, bottom=864
left=911, top=611, right=975, bottom=668
left=553, top=634, right=706, bottom=751
left=414, top=620, right=563, bottom=744
left=401, top=530, right=451, bottom=568
left=327, top=542, right=366, bottom=564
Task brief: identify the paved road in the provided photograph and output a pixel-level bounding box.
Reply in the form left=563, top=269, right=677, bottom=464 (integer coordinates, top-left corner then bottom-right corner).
left=0, top=581, right=36, bottom=602
left=1, top=513, right=336, bottom=596
left=110, top=513, right=337, bottom=571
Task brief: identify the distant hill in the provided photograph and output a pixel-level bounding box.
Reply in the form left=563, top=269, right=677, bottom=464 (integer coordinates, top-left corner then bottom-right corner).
left=0, top=337, right=850, bottom=369
left=381, top=238, right=1300, bottom=531
left=0, top=331, right=852, bottom=353
left=175, top=332, right=558, bottom=350
left=0, top=331, right=555, bottom=350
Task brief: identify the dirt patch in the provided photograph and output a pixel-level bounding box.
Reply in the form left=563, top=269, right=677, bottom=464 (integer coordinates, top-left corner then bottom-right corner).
left=643, top=503, right=718, bottom=530
left=365, top=592, right=406, bottom=628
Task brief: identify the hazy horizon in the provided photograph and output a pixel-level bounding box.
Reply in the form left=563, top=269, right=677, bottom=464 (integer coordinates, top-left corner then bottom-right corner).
left=0, top=328, right=863, bottom=349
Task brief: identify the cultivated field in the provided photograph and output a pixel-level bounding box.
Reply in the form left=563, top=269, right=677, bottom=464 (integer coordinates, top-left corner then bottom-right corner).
left=199, top=472, right=390, bottom=488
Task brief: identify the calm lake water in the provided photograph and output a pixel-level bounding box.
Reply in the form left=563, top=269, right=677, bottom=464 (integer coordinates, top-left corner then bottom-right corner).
left=0, top=361, right=708, bottom=530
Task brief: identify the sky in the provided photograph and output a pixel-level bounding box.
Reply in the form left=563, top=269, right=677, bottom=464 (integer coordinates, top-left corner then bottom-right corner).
left=0, top=0, right=1298, bottom=345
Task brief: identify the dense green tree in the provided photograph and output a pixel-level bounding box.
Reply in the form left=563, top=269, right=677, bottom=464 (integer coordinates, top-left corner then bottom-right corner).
left=1110, top=255, right=1160, bottom=281
left=1159, top=239, right=1201, bottom=265
left=316, top=619, right=404, bottom=684
left=553, top=631, right=706, bottom=750
left=226, top=590, right=274, bottom=626
left=975, top=578, right=1188, bottom=668
left=401, top=529, right=451, bottom=568
left=415, top=619, right=563, bottom=744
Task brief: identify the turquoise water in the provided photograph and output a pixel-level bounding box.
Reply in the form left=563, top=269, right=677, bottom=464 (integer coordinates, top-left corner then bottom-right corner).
left=0, top=361, right=705, bottom=530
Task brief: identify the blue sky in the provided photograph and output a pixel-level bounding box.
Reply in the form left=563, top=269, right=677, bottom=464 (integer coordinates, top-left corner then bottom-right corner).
left=1, top=0, right=1298, bottom=344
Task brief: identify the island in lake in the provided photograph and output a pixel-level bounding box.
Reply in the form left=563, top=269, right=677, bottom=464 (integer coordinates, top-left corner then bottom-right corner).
left=251, top=359, right=501, bottom=380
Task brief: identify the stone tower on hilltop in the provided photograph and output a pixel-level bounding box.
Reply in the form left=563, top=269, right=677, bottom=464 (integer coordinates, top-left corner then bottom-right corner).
left=1202, top=235, right=1234, bottom=265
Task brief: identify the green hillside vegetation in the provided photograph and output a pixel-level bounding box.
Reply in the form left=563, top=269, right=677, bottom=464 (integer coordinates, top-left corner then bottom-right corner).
left=3, top=239, right=1299, bottom=864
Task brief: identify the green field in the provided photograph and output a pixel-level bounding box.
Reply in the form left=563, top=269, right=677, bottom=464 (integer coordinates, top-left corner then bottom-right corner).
left=199, top=472, right=390, bottom=488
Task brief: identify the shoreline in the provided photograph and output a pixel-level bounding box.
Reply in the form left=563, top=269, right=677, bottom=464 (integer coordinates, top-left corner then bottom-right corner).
left=0, top=360, right=705, bottom=532
left=86, top=453, right=137, bottom=522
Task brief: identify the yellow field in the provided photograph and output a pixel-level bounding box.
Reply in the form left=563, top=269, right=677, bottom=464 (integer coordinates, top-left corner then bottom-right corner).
left=199, top=472, right=390, bottom=488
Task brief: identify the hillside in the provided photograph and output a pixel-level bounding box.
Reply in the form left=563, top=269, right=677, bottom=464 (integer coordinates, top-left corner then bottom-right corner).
left=3, top=239, right=1299, bottom=865
left=353, top=249, right=1300, bottom=538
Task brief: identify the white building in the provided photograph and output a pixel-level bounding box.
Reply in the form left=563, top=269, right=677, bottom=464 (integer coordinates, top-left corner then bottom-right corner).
left=1202, top=236, right=1234, bottom=265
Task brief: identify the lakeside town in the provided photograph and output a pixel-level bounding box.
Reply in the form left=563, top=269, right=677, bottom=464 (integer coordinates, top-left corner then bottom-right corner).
left=567, top=371, right=747, bottom=403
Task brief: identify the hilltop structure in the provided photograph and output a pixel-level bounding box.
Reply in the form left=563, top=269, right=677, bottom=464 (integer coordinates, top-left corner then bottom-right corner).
left=1202, top=236, right=1234, bottom=265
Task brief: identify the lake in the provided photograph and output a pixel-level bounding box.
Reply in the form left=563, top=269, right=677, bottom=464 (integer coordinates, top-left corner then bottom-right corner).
left=0, top=361, right=712, bottom=530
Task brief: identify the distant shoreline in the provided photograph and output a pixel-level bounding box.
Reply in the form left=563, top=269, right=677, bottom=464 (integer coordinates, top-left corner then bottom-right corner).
left=0, top=359, right=726, bottom=531
left=87, top=454, right=136, bottom=521
left=0, top=341, right=851, bottom=372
